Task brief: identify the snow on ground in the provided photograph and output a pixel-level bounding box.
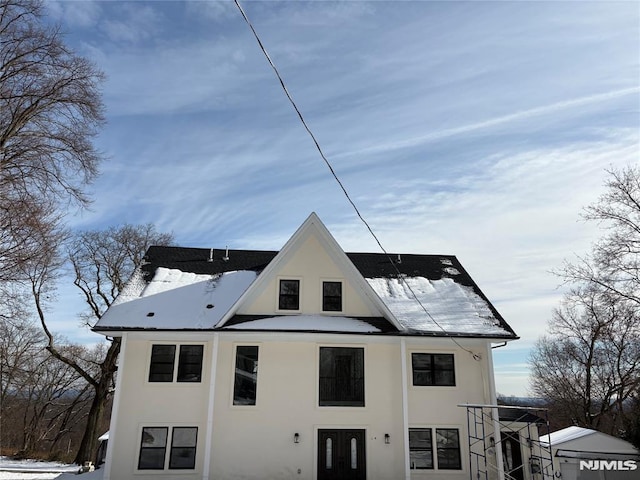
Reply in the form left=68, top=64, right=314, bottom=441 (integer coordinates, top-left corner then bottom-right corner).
left=0, top=457, right=103, bottom=480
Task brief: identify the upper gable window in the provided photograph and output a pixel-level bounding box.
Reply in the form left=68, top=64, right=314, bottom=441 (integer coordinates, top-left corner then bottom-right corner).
left=149, top=344, right=204, bottom=383
left=322, top=281, right=342, bottom=312
left=411, top=353, right=455, bottom=386
left=278, top=279, right=300, bottom=310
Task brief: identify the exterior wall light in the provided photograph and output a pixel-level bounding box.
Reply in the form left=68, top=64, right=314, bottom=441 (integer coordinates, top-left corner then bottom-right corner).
left=294, top=433, right=300, bottom=444
left=384, top=434, right=390, bottom=444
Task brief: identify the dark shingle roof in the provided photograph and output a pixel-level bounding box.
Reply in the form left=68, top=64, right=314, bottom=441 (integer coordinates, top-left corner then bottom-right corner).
left=140, top=246, right=517, bottom=338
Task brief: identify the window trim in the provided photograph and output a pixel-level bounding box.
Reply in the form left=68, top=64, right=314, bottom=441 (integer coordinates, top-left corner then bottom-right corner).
left=146, top=343, right=205, bottom=385
left=317, top=344, right=366, bottom=408
left=232, top=344, right=260, bottom=407
left=321, top=279, right=344, bottom=313
left=410, top=352, right=456, bottom=387
left=408, top=426, right=464, bottom=472
left=277, top=277, right=302, bottom=312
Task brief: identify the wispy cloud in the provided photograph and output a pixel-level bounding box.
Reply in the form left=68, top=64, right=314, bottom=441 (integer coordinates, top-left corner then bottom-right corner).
left=44, top=1, right=640, bottom=396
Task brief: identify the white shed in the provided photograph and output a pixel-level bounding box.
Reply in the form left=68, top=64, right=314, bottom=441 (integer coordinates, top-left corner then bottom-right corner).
left=539, top=426, right=638, bottom=480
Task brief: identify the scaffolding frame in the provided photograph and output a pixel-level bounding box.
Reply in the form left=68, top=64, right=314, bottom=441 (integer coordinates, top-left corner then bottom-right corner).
left=460, top=404, right=555, bottom=480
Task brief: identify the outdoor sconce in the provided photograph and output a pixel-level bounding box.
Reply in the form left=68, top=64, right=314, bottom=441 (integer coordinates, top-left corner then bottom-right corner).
left=384, top=434, right=390, bottom=444
left=294, top=433, right=300, bottom=444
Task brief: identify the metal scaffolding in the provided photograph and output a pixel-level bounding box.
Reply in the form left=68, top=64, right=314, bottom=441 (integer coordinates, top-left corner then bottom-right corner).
left=460, top=404, right=555, bottom=480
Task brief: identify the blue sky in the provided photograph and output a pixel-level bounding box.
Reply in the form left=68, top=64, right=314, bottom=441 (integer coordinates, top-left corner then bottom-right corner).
left=43, top=0, right=639, bottom=396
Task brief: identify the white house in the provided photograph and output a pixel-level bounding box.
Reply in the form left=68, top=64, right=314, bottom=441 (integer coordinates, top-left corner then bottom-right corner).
left=94, top=212, right=534, bottom=480
left=539, top=426, right=639, bottom=480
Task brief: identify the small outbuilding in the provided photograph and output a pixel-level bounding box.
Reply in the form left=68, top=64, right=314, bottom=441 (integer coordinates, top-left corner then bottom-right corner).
left=539, top=426, right=639, bottom=480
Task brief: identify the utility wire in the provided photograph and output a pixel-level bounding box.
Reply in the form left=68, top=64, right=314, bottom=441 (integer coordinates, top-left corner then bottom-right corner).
left=234, top=0, right=481, bottom=360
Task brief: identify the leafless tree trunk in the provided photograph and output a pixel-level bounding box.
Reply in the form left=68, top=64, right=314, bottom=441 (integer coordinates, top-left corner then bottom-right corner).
left=22, top=224, right=173, bottom=463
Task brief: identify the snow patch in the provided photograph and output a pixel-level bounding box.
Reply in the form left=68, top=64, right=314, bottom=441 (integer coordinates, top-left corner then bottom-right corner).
left=366, top=276, right=509, bottom=335
left=227, top=315, right=380, bottom=332
left=96, top=268, right=257, bottom=329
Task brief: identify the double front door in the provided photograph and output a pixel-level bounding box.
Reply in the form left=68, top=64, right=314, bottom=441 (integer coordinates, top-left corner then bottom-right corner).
left=317, top=429, right=366, bottom=480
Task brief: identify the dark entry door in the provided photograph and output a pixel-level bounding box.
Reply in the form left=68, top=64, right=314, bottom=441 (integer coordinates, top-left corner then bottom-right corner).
left=501, top=431, right=524, bottom=480
left=318, top=429, right=366, bottom=480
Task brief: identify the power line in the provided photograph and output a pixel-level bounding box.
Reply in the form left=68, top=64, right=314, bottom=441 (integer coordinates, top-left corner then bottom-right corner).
left=233, top=0, right=481, bottom=360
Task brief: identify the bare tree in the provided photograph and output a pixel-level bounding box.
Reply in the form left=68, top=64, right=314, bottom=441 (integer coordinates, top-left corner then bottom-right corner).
left=26, top=224, right=173, bottom=463
left=561, top=166, right=640, bottom=306
left=0, top=0, right=104, bottom=281
left=531, top=166, right=640, bottom=446
left=0, top=316, right=93, bottom=459
left=530, top=287, right=640, bottom=435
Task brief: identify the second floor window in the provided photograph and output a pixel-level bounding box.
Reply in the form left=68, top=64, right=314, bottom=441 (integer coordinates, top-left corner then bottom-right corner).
left=149, top=344, right=204, bottom=383
left=411, top=353, right=455, bottom=386
left=319, top=347, right=364, bottom=407
left=233, top=345, right=259, bottom=405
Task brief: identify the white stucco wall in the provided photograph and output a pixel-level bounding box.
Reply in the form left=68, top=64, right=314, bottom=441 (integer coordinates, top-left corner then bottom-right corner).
left=106, top=333, right=493, bottom=480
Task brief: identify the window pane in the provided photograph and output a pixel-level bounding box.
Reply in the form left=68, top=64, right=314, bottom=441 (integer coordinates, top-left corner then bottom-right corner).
left=177, top=345, right=203, bottom=382
left=409, top=428, right=433, bottom=470
left=411, top=353, right=455, bottom=386
left=326, top=438, right=332, bottom=469
left=410, top=450, right=434, bottom=469
left=149, top=345, right=175, bottom=382
left=138, top=427, right=168, bottom=470
left=171, top=427, right=197, bottom=447
left=350, top=437, right=357, bottom=469
left=322, top=282, right=342, bottom=311
left=169, top=448, right=196, bottom=469
left=279, top=280, right=300, bottom=310
left=141, top=427, right=167, bottom=447
left=233, top=346, right=259, bottom=405
left=409, top=429, right=432, bottom=448
left=319, top=347, right=364, bottom=406
left=436, top=429, right=461, bottom=470
left=139, top=448, right=166, bottom=470
left=169, top=427, right=197, bottom=470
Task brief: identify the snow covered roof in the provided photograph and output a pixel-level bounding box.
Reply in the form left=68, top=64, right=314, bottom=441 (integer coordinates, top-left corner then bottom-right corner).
left=539, top=426, right=640, bottom=457
left=94, top=243, right=516, bottom=338
left=225, top=315, right=382, bottom=333
left=367, top=277, right=508, bottom=336
left=97, top=268, right=257, bottom=330
left=539, top=426, right=594, bottom=446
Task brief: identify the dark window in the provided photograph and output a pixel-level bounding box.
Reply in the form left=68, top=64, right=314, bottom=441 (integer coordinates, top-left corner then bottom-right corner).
left=177, top=345, right=203, bottom=382
left=149, top=345, right=176, bottom=382
left=319, top=347, right=364, bottom=407
left=169, top=427, right=197, bottom=469
left=233, top=346, right=259, bottom=405
left=322, top=281, right=342, bottom=312
left=436, top=429, right=461, bottom=470
left=409, top=429, right=433, bottom=470
left=412, top=353, right=455, bottom=386
left=138, top=427, right=168, bottom=470
left=279, top=279, right=300, bottom=310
